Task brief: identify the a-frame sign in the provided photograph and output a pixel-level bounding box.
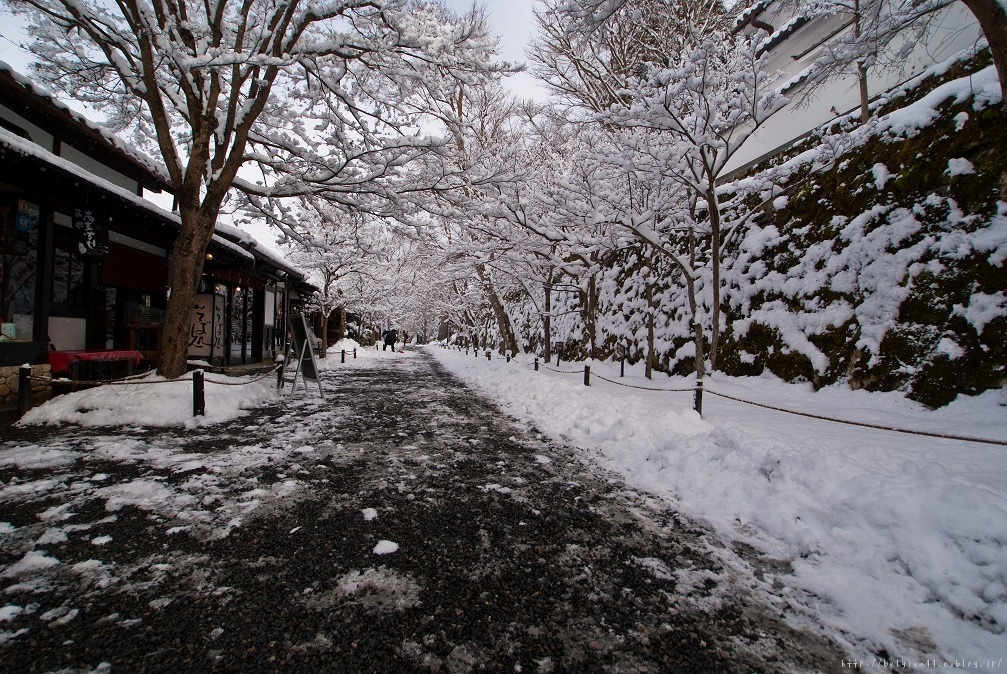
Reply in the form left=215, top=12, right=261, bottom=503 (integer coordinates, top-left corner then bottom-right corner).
left=280, top=314, right=324, bottom=398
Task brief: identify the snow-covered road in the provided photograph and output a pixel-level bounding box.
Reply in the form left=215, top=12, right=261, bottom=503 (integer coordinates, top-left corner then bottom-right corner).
left=0, top=350, right=846, bottom=672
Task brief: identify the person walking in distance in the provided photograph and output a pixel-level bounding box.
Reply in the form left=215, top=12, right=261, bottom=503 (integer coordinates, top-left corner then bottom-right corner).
left=383, top=328, right=398, bottom=352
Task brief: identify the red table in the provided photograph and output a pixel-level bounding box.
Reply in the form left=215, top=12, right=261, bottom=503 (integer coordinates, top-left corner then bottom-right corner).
left=48, top=349, right=144, bottom=380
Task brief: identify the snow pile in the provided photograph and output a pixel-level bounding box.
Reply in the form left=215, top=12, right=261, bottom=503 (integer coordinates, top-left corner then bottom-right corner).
left=18, top=371, right=277, bottom=428
left=429, top=345, right=1007, bottom=663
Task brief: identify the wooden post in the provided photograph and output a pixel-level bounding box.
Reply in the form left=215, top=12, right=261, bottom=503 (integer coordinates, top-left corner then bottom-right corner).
left=17, top=364, right=31, bottom=419
left=193, top=370, right=206, bottom=417
left=584, top=365, right=591, bottom=387
left=694, top=379, right=704, bottom=417
left=556, top=352, right=560, bottom=367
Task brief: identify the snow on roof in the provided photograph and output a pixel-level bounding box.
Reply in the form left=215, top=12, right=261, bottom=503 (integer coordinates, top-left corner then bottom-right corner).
left=214, top=222, right=307, bottom=281
left=733, top=0, right=774, bottom=32
left=758, top=13, right=810, bottom=54
left=0, top=60, right=172, bottom=189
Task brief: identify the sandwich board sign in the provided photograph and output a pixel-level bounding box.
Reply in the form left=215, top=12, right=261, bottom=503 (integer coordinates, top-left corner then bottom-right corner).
left=283, top=314, right=324, bottom=398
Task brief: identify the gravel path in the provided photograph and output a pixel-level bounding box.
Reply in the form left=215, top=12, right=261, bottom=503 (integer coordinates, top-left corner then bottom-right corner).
left=0, top=350, right=848, bottom=673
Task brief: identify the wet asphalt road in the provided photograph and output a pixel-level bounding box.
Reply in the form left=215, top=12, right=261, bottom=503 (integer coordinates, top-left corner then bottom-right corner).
left=0, top=349, right=848, bottom=673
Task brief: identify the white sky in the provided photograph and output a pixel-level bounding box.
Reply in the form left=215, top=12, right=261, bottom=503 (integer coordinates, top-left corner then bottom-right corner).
left=441, top=0, right=548, bottom=101
left=0, top=1, right=547, bottom=253
left=0, top=1, right=548, bottom=101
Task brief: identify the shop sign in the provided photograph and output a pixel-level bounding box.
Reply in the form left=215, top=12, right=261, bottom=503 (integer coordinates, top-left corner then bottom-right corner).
left=74, top=208, right=109, bottom=256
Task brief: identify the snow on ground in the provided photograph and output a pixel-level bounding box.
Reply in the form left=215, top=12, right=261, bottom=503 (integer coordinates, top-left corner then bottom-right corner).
left=15, top=340, right=414, bottom=428
left=8, top=341, right=1004, bottom=663
left=428, top=345, right=1007, bottom=665
left=18, top=370, right=277, bottom=428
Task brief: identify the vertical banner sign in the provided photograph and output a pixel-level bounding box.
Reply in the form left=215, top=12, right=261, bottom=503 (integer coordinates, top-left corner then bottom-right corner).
left=189, top=294, right=219, bottom=359
left=212, top=295, right=224, bottom=356
left=73, top=208, right=108, bottom=256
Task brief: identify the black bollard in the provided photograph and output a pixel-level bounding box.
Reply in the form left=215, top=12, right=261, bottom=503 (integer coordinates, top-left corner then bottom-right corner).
left=584, top=365, right=591, bottom=387
left=534, top=357, right=539, bottom=371
left=17, top=365, right=31, bottom=419
left=341, top=349, right=346, bottom=363
left=193, top=370, right=205, bottom=417
left=694, top=379, right=704, bottom=417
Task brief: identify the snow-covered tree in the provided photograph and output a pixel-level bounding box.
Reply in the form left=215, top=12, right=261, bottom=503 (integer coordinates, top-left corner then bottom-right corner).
left=278, top=206, right=392, bottom=356
left=558, top=0, right=1007, bottom=111
left=8, top=0, right=505, bottom=377
left=601, top=30, right=791, bottom=376
left=531, top=0, right=730, bottom=115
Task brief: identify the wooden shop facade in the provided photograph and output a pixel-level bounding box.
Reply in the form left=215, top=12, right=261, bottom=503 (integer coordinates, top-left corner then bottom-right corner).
left=0, top=63, right=311, bottom=404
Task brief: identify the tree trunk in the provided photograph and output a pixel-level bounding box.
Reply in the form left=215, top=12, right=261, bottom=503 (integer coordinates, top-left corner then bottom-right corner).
left=158, top=208, right=216, bottom=379
left=337, top=306, right=347, bottom=340
left=706, top=186, right=722, bottom=371
left=645, top=282, right=655, bottom=379
left=855, top=0, right=871, bottom=124
left=543, top=277, right=552, bottom=363
left=319, top=312, right=330, bottom=358
left=857, top=62, right=870, bottom=124
left=960, top=0, right=1007, bottom=101
left=586, top=271, right=598, bottom=361
left=477, top=264, right=518, bottom=355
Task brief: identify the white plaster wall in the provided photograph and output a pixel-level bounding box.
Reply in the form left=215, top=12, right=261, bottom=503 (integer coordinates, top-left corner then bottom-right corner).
left=59, top=143, right=139, bottom=194
left=0, top=102, right=55, bottom=150
left=726, top=3, right=983, bottom=174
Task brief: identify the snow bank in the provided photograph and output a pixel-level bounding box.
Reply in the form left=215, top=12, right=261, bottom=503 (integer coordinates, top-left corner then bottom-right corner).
left=428, top=345, right=1007, bottom=663
left=17, top=371, right=277, bottom=428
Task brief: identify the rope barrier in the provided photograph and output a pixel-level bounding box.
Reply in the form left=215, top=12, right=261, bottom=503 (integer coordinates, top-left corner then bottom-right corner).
left=28, top=365, right=282, bottom=388
left=705, top=388, right=1007, bottom=447
left=541, top=365, right=584, bottom=374
left=29, top=374, right=186, bottom=387
left=592, top=371, right=694, bottom=392
left=204, top=365, right=283, bottom=386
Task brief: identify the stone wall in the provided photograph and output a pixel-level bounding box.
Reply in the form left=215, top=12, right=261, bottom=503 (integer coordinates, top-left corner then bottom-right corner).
left=1, top=364, right=52, bottom=406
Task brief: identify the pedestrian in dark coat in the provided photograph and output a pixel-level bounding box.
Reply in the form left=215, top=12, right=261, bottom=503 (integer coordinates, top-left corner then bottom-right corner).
left=383, top=329, right=397, bottom=352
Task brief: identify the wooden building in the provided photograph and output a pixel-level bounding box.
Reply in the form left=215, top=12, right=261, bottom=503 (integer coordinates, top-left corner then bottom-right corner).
left=0, top=63, right=310, bottom=404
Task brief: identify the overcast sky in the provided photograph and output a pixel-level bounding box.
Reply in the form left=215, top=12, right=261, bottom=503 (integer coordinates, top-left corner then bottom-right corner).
left=1, top=2, right=548, bottom=102
left=441, top=0, right=548, bottom=101
left=0, top=1, right=548, bottom=252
